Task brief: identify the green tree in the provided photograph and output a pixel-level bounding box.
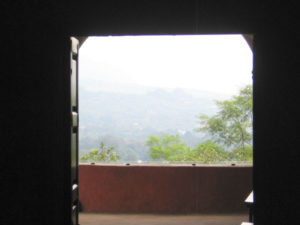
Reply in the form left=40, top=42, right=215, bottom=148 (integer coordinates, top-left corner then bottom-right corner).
left=146, top=134, right=229, bottom=163
left=146, top=133, right=192, bottom=161
left=80, top=142, right=120, bottom=163
left=197, top=85, right=253, bottom=151
left=193, top=140, right=230, bottom=163
left=146, top=86, right=253, bottom=164
left=229, top=145, right=253, bottom=162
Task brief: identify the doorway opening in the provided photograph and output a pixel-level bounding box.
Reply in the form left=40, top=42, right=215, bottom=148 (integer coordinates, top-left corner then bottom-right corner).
left=76, top=34, right=254, bottom=225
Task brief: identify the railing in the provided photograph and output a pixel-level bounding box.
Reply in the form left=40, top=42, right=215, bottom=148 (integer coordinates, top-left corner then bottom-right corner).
left=79, top=164, right=252, bottom=213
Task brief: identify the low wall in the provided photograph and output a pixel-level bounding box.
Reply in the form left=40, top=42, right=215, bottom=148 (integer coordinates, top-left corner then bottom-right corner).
left=79, top=164, right=252, bottom=213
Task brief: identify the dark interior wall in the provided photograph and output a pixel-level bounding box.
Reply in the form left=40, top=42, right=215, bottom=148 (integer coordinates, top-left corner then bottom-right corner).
left=253, top=31, right=300, bottom=225
left=2, top=1, right=300, bottom=225
left=3, top=33, right=71, bottom=224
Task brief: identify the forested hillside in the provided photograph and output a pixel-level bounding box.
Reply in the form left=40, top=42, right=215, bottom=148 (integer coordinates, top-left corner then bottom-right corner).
left=79, top=86, right=222, bottom=162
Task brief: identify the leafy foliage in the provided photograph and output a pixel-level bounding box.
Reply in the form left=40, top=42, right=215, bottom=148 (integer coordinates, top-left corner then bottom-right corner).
left=147, top=134, right=228, bottom=163
left=147, top=85, right=253, bottom=164
left=197, top=85, right=253, bottom=151
left=146, top=134, right=192, bottom=161
left=80, top=142, right=120, bottom=163
left=229, top=145, right=253, bottom=162
left=193, top=140, right=230, bottom=163
left=146, top=134, right=252, bottom=164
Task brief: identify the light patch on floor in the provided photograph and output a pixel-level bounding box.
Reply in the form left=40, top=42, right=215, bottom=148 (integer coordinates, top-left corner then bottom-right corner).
left=79, top=213, right=248, bottom=225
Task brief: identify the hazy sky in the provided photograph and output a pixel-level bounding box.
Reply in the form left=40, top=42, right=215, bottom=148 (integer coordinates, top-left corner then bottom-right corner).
left=79, top=34, right=253, bottom=96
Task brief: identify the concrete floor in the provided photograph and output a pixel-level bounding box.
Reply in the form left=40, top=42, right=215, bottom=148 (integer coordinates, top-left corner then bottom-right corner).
left=79, top=213, right=248, bottom=225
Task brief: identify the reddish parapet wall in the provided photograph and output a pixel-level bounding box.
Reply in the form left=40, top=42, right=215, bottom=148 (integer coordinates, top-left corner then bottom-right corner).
left=79, top=164, right=252, bottom=213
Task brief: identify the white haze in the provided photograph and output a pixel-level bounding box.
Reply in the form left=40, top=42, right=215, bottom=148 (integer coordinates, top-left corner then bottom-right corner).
left=79, top=34, right=253, bottom=97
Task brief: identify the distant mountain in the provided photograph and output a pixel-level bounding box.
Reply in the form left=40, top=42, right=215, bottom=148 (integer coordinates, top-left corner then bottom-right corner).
left=78, top=85, right=224, bottom=162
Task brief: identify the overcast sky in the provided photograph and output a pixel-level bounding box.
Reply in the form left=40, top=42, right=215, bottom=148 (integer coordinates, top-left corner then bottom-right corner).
left=79, top=34, right=253, bottom=96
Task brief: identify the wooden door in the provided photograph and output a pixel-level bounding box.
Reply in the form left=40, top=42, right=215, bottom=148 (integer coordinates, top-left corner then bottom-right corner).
left=70, top=37, right=79, bottom=225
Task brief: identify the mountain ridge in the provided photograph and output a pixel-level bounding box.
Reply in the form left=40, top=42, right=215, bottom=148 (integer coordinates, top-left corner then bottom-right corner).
left=79, top=85, right=227, bottom=161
